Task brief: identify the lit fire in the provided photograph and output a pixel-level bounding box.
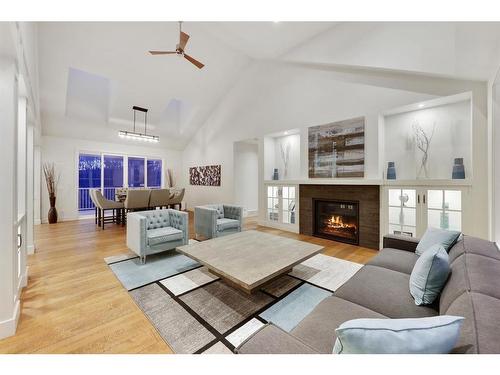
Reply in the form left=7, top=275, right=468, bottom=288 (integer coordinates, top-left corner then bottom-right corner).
left=326, top=215, right=356, bottom=230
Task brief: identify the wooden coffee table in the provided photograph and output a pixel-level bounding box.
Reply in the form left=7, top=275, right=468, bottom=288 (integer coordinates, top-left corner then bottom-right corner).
left=176, top=230, right=323, bottom=294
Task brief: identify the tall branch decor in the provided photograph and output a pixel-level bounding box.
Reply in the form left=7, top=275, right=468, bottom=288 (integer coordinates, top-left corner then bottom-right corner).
left=280, top=141, right=291, bottom=179
left=43, top=162, right=60, bottom=224
left=413, top=122, right=435, bottom=179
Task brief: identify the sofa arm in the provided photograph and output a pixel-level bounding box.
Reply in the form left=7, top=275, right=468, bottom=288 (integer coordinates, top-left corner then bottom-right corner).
left=194, top=206, right=217, bottom=238
left=223, top=204, right=243, bottom=227
left=168, top=209, right=189, bottom=244
left=235, top=324, right=318, bottom=354
left=383, top=234, right=420, bottom=252
left=126, top=212, right=147, bottom=257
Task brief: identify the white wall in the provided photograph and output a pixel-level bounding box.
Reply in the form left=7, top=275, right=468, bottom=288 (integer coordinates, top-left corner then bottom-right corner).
left=384, top=100, right=471, bottom=180
left=40, top=135, right=182, bottom=222
left=182, top=61, right=490, bottom=239
left=272, top=134, right=301, bottom=180
left=233, top=141, right=259, bottom=215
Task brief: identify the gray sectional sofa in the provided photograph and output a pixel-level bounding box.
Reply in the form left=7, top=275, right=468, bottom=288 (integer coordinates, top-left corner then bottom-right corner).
left=237, top=234, right=500, bottom=354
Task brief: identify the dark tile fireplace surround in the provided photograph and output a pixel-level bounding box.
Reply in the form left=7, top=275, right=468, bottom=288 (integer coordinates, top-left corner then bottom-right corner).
left=299, top=184, right=380, bottom=249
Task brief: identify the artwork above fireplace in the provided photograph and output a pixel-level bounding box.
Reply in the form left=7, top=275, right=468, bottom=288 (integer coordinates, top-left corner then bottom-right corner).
left=314, top=199, right=359, bottom=245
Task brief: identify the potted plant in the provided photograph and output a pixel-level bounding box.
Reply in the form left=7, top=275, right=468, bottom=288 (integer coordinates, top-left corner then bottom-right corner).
left=43, top=162, right=60, bottom=224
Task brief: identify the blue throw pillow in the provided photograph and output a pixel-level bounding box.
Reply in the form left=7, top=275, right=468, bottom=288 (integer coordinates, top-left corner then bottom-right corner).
left=415, top=227, right=461, bottom=256
left=333, top=316, right=464, bottom=354
left=410, top=244, right=450, bottom=305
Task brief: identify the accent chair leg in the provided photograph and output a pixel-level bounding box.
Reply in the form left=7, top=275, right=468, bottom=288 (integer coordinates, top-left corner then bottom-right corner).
left=102, top=209, right=105, bottom=230
left=141, top=255, right=146, bottom=264
left=95, top=207, right=97, bottom=224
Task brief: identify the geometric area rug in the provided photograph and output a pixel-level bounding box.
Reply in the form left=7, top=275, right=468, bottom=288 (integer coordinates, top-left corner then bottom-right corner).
left=106, top=250, right=362, bottom=354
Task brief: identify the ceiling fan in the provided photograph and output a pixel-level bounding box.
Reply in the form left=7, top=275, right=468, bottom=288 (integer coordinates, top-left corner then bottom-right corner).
left=149, top=21, right=205, bottom=69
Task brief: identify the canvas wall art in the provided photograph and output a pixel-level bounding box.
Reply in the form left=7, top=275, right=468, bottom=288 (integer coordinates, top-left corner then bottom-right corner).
left=189, top=165, right=221, bottom=186
left=308, top=117, right=365, bottom=178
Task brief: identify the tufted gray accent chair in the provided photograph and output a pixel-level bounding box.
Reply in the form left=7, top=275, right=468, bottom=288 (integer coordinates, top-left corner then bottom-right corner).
left=194, top=204, right=243, bottom=240
left=126, top=209, right=188, bottom=263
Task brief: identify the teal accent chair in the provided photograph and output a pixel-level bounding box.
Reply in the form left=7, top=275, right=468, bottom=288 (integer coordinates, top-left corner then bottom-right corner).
left=194, top=204, right=243, bottom=240
left=126, top=209, right=188, bottom=263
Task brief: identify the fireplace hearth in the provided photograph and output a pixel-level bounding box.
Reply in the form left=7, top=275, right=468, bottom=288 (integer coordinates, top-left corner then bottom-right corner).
left=314, top=199, right=359, bottom=245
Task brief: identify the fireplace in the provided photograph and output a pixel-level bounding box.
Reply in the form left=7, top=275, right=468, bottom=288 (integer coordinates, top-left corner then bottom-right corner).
left=314, top=199, right=359, bottom=245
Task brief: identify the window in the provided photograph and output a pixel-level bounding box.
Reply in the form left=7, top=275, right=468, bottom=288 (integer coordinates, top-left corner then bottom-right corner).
left=147, top=159, right=162, bottom=188
left=78, top=152, right=163, bottom=214
left=128, top=157, right=145, bottom=188
left=78, top=153, right=101, bottom=212
left=103, top=155, right=124, bottom=200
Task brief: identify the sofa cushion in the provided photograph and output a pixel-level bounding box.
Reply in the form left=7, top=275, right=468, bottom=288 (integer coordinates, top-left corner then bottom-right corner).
left=367, top=248, right=419, bottom=274
left=445, top=292, right=477, bottom=353
left=290, top=295, right=386, bottom=353
left=439, top=252, right=500, bottom=312
left=333, top=315, right=464, bottom=354
left=334, top=265, right=438, bottom=318
left=410, top=245, right=450, bottom=305
left=466, top=254, right=500, bottom=300
left=439, top=254, right=468, bottom=312
left=216, top=218, right=239, bottom=231
left=147, top=226, right=183, bottom=246
left=415, top=227, right=461, bottom=256
left=236, top=324, right=318, bottom=354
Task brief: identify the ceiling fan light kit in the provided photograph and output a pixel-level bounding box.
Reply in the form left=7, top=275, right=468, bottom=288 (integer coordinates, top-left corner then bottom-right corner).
left=119, top=105, right=160, bottom=143
left=148, top=21, right=205, bottom=69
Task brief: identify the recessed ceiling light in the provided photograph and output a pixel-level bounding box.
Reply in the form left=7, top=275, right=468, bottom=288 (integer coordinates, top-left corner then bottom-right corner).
left=284, top=131, right=288, bottom=135
left=418, top=103, right=425, bottom=108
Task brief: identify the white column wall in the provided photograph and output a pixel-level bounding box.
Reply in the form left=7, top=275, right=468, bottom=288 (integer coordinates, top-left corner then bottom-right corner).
left=0, top=59, right=20, bottom=338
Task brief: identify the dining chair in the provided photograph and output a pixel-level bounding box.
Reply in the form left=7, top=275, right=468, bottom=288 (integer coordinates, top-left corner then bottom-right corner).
left=168, top=188, right=185, bottom=210
left=148, top=188, right=171, bottom=209
left=93, top=189, right=124, bottom=229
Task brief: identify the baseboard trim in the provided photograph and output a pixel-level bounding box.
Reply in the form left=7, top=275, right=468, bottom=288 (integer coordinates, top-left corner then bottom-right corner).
left=0, top=300, right=20, bottom=339
left=41, top=216, right=79, bottom=224
left=34, top=219, right=41, bottom=225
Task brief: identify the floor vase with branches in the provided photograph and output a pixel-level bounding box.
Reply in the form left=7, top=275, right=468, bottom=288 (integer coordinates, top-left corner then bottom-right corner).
left=43, top=163, right=60, bottom=224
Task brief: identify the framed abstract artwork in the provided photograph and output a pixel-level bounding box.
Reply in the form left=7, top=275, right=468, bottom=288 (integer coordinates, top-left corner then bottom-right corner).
left=189, top=164, right=221, bottom=186
left=308, top=116, right=365, bottom=178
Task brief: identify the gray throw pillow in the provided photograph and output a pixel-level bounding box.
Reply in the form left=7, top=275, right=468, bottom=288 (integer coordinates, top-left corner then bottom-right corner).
left=333, top=315, right=464, bottom=354
left=415, top=227, right=461, bottom=256
left=410, top=244, right=450, bottom=305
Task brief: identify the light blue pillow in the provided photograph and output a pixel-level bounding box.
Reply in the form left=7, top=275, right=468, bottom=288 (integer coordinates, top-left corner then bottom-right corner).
left=410, top=244, right=450, bottom=305
left=333, top=316, right=464, bottom=354
left=415, top=227, right=461, bottom=256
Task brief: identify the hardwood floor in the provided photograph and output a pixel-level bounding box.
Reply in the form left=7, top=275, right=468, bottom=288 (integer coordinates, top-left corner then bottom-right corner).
left=0, top=212, right=378, bottom=353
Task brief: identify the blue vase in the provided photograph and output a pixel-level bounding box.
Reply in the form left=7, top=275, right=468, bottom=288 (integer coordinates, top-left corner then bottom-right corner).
left=387, top=161, right=396, bottom=180
left=452, top=158, right=465, bottom=179
left=272, top=168, right=279, bottom=180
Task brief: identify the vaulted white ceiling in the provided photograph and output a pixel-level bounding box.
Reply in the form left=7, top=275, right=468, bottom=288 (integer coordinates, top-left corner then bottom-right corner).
left=37, top=22, right=500, bottom=150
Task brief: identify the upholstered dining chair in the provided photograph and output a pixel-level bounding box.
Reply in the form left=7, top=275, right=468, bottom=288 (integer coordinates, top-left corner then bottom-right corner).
left=194, top=204, right=243, bottom=240
left=168, top=188, right=185, bottom=210
left=92, top=189, right=124, bottom=229
left=148, top=188, right=171, bottom=209
left=124, top=189, right=151, bottom=214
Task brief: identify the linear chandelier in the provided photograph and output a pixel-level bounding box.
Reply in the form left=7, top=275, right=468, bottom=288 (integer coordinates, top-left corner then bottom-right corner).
left=119, top=106, right=160, bottom=143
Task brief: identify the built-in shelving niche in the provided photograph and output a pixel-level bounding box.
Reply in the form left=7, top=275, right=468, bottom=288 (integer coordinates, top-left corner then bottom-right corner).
left=379, top=92, right=472, bottom=183
left=263, top=129, right=301, bottom=182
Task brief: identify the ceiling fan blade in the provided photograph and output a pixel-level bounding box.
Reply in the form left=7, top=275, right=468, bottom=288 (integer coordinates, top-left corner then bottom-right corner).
left=179, top=31, right=190, bottom=50
left=149, top=50, right=177, bottom=55
left=184, top=53, right=204, bottom=69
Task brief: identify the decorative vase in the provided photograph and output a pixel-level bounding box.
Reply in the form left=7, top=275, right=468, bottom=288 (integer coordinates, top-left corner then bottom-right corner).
left=272, top=168, right=279, bottom=180
left=48, top=194, right=58, bottom=224
left=387, top=161, right=396, bottom=180
left=452, top=158, right=465, bottom=179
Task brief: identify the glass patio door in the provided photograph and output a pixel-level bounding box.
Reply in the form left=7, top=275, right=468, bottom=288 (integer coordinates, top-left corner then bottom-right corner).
left=78, top=153, right=102, bottom=213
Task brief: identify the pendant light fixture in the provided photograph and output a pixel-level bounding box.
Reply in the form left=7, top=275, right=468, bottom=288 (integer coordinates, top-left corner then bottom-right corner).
left=119, top=106, right=159, bottom=143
